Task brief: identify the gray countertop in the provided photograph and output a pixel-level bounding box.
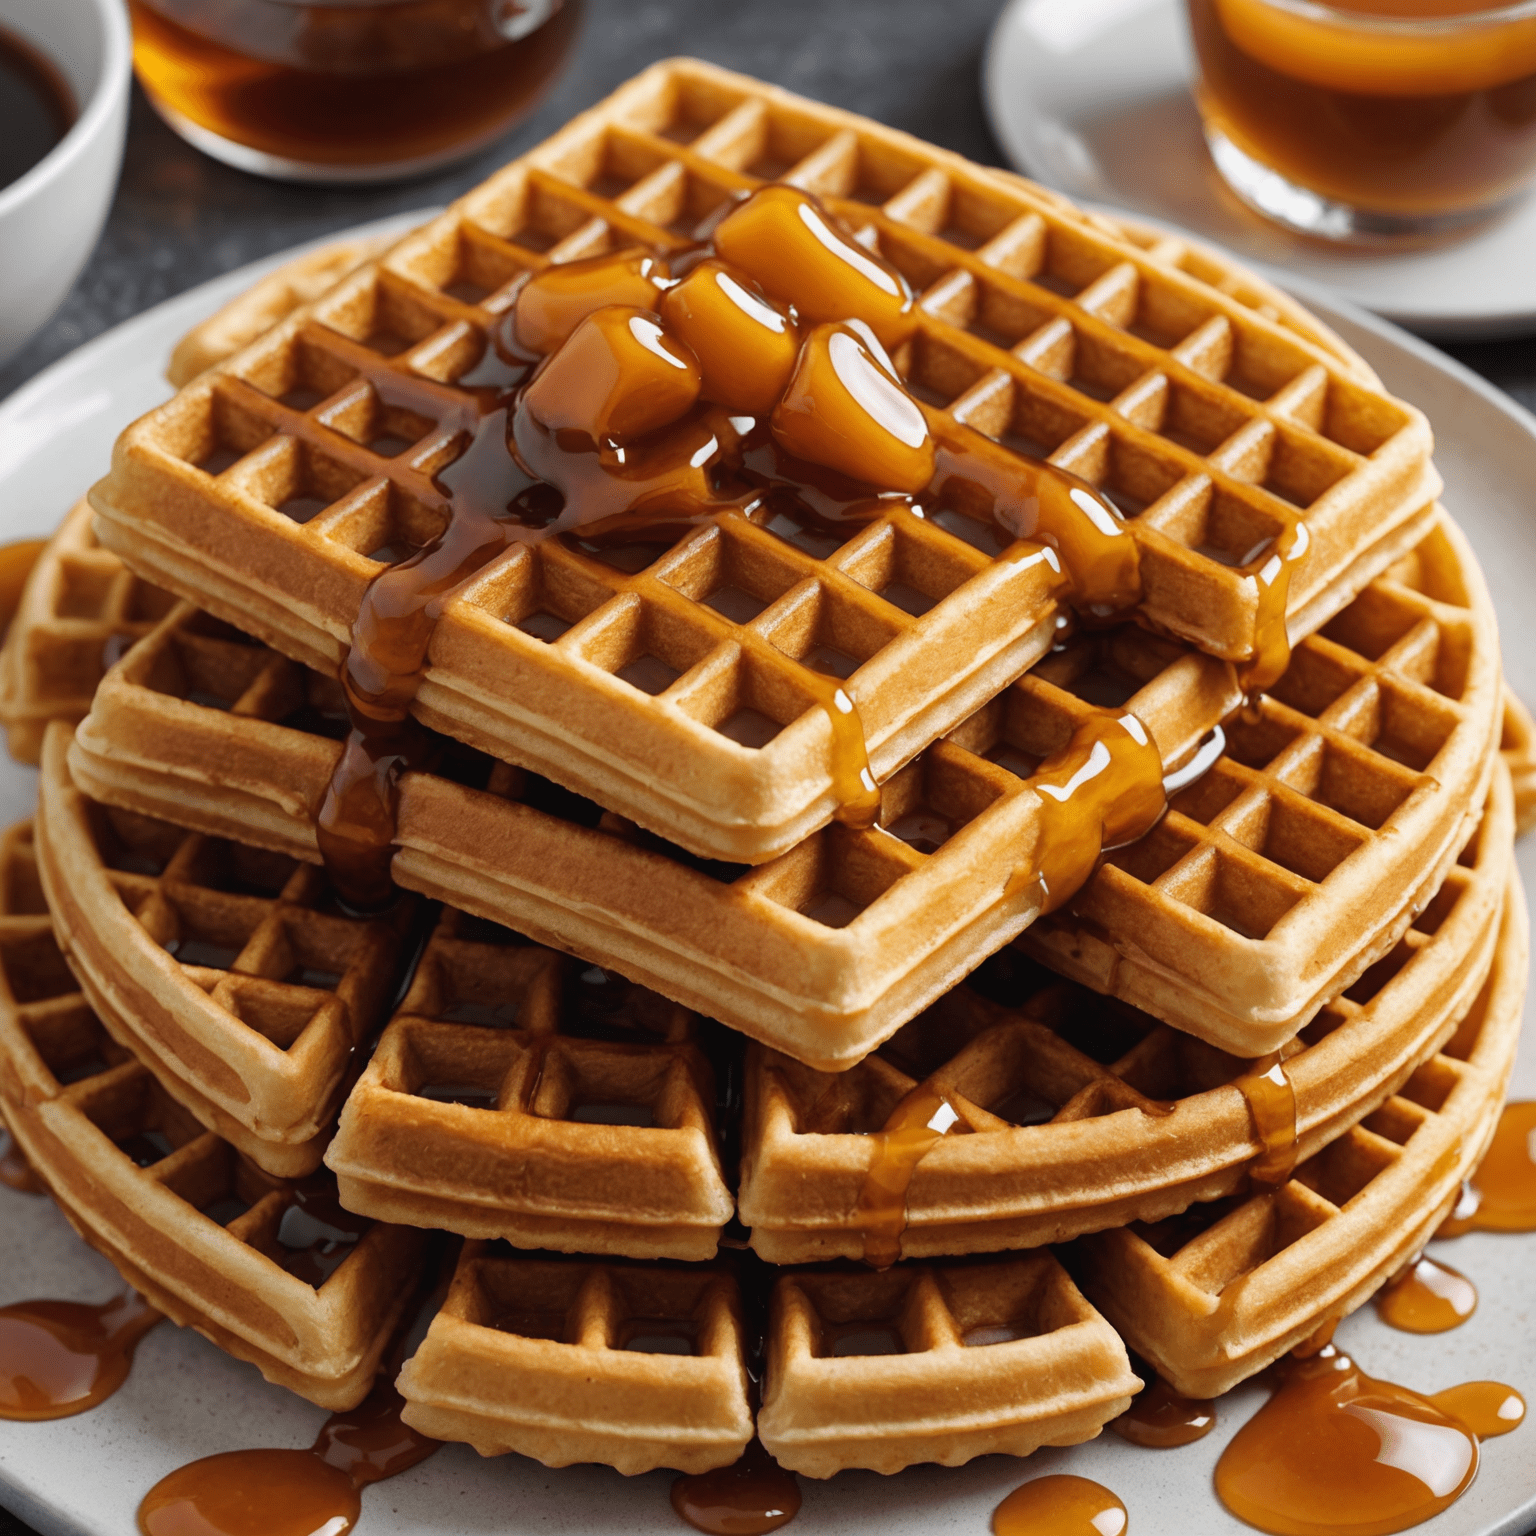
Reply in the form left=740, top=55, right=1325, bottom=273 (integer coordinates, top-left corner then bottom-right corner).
left=0, top=2, right=1532, bottom=1532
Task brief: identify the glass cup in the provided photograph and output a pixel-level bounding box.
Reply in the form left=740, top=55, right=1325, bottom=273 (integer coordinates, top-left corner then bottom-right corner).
left=130, top=0, right=584, bottom=183
left=1185, top=0, right=1536, bottom=243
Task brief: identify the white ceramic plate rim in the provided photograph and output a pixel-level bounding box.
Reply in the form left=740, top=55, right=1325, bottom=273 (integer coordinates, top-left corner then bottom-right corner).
left=0, top=220, right=1533, bottom=1536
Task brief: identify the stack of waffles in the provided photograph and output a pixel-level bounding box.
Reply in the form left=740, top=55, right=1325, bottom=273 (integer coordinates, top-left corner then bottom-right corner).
left=0, top=59, right=1528, bottom=1483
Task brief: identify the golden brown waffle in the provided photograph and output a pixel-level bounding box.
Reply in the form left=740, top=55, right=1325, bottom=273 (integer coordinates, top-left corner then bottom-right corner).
left=0, top=823, right=424, bottom=1408
left=0, top=501, right=177, bottom=765
left=1025, top=512, right=1501, bottom=1049
left=741, top=759, right=1512, bottom=1263
left=33, top=724, right=417, bottom=1176
left=397, top=1243, right=754, bottom=1473
left=1072, top=864, right=1527, bottom=1398
left=90, top=59, right=1441, bottom=864
left=166, top=234, right=392, bottom=388
left=1500, top=685, right=1536, bottom=836
left=69, top=603, right=1235, bottom=1069
left=756, top=1253, right=1140, bottom=1476
left=326, top=907, right=734, bottom=1261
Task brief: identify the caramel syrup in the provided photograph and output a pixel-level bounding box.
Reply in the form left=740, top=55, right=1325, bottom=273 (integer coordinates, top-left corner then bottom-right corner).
left=1450, top=1100, right=1536, bottom=1232
left=0, top=1122, right=43, bottom=1194
left=1214, top=1344, right=1516, bottom=1536
left=856, top=1081, right=960, bottom=1269
left=1234, top=1049, right=1299, bottom=1186
left=992, top=1473, right=1128, bottom=1536
left=137, top=1375, right=439, bottom=1536
left=1110, top=1375, right=1217, bottom=1447
left=315, top=186, right=1149, bottom=911
left=0, top=1292, right=161, bottom=1420
left=1241, top=521, right=1309, bottom=700
left=671, top=1439, right=802, bottom=1535
left=1429, top=1381, right=1526, bottom=1439
left=0, top=537, right=46, bottom=637
left=1376, top=1255, right=1477, bottom=1334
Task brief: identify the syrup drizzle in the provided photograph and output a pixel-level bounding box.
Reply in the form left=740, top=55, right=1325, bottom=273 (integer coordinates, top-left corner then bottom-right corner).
left=1240, top=520, right=1310, bottom=699
left=1437, top=1100, right=1536, bottom=1235
left=856, top=1081, right=961, bottom=1268
left=1215, top=1344, right=1520, bottom=1536
left=1110, top=1374, right=1216, bottom=1447
left=671, top=1439, right=802, bottom=1535
left=0, top=1291, right=162, bottom=1420
left=313, top=185, right=1160, bottom=911
left=992, top=1473, right=1128, bottom=1536
left=1376, top=1255, right=1477, bottom=1334
left=1234, top=1049, right=1299, bottom=1186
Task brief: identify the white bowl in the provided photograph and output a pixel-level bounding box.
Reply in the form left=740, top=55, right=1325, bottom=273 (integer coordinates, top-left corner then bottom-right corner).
left=0, top=0, right=130, bottom=368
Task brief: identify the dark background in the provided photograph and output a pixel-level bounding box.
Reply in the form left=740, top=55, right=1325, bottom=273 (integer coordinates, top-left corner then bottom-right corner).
left=1, top=1, right=1532, bottom=1532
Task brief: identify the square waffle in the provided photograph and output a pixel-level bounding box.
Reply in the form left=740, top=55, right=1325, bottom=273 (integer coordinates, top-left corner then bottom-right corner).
left=740, top=760, right=1511, bottom=1263
left=1072, top=867, right=1527, bottom=1398
left=68, top=509, right=1497, bottom=1061
left=0, top=500, right=177, bottom=765
left=397, top=1243, right=753, bottom=1474
left=1025, top=511, right=1501, bottom=1047
left=33, top=724, right=418, bottom=1177
left=89, top=58, right=1441, bottom=865
left=327, top=907, right=735, bottom=1261
left=755, top=1253, right=1140, bottom=1476
left=0, top=847, right=423, bottom=1407
left=69, top=601, right=1234, bottom=1068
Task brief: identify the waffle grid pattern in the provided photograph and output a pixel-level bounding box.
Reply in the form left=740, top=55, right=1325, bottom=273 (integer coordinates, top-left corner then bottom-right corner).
left=95, top=60, right=1437, bottom=862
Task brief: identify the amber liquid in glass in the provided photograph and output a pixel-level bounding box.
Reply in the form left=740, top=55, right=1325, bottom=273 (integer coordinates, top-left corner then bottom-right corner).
left=130, top=0, right=583, bottom=176
left=1189, top=0, right=1536, bottom=220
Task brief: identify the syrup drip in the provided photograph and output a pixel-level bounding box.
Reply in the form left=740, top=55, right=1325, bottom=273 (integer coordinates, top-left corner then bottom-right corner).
left=314, top=185, right=1150, bottom=910
left=1376, top=1255, right=1477, bottom=1334
left=0, top=1291, right=162, bottom=1420
left=856, top=1081, right=961, bottom=1269
left=671, top=1439, right=802, bottom=1535
left=0, top=1122, right=43, bottom=1193
left=137, top=1375, right=439, bottom=1536
left=1235, top=1049, right=1299, bottom=1185
left=1214, top=1344, right=1519, bottom=1536
left=1240, top=521, right=1310, bottom=699
left=1438, top=1100, right=1536, bottom=1234
left=992, top=1473, right=1128, bottom=1536
left=0, top=536, right=45, bottom=635
left=1110, top=1375, right=1216, bottom=1446
left=1429, top=1382, right=1525, bottom=1439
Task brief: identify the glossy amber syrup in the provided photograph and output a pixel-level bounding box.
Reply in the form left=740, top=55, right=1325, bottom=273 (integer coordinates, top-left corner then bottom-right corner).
left=1214, top=1345, right=1503, bottom=1536
left=1111, top=1374, right=1217, bottom=1446
left=137, top=1376, right=439, bottom=1536
left=1429, top=1381, right=1525, bottom=1438
left=992, top=1473, right=1128, bottom=1536
left=0, top=1292, right=161, bottom=1420
left=316, top=185, right=1146, bottom=910
left=1376, top=1255, right=1477, bottom=1333
left=1234, top=1049, right=1299, bottom=1185
left=856, top=1081, right=961, bottom=1268
left=671, top=1440, right=802, bottom=1535
left=1435, top=1100, right=1536, bottom=1237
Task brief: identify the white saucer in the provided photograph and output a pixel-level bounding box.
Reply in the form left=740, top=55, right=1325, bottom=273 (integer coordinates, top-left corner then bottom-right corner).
left=1, top=226, right=1534, bottom=1536
left=982, top=0, right=1536, bottom=339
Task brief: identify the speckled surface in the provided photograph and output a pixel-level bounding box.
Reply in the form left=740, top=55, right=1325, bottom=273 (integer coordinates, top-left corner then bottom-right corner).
left=0, top=2, right=1532, bottom=1531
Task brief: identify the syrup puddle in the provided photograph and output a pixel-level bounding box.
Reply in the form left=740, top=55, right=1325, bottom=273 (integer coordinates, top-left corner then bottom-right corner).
left=992, top=1473, right=1127, bottom=1535
left=671, top=1439, right=801, bottom=1534
left=1376, top=1256, right=1477, bottom=1334
left=1110, top=1374, right=1216, bottom=1447
left=137, top=1375, right=439, bottom=1536
left=0, top=1292, right=162, bottom=1420
left=1438, top=1101, right=1536, bottom=1236
left=1215, top=1344, right=1522, bottom=1536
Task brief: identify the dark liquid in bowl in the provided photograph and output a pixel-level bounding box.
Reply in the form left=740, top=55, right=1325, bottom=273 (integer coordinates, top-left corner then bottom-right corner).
left=0, top=27, right=75, bottom=192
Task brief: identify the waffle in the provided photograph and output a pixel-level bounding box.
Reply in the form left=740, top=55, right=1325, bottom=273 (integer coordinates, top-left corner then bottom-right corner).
left=741, top=757, right=1512, bottom=1262
left=397, top=1243, right=1138, bottom=1478
left=326, top=906, right=735, bottom=1261
left=32, top=724, right=418, bottom=1176
left=0, top=500, right=177, bottom=765
left=166, top=234, right=392, bottom=389
left=1501, top=686, right=1536, bottom=836
left=89, top=59, right=1441, bottom=864
left=1023, top=511, right=1502, bottom=1049
left=0, top=823, right=424, bottom=1408
left=1071, top=863, right=1527, bottom=1399
left=69, top=603, right=1236, bottom=1069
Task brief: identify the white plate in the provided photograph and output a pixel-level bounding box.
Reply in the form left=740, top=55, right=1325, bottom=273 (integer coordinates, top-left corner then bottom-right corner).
left=982, top=0, right=1536, bottom=340
left=1, top=228, right=1535, bottom=1536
